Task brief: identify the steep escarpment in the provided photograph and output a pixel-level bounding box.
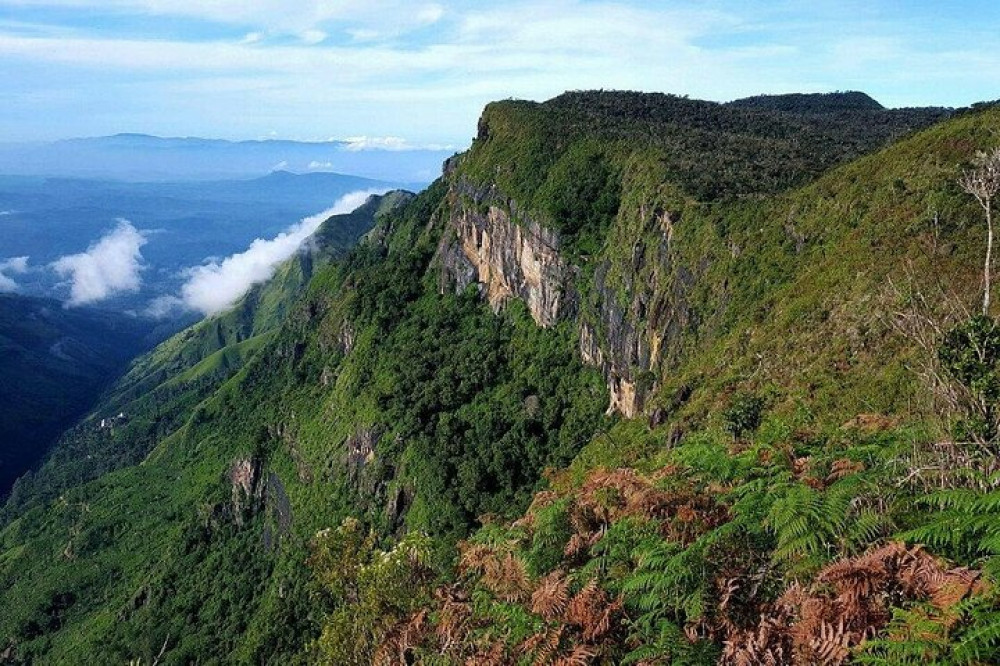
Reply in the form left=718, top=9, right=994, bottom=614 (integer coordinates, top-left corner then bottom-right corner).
left=2, top=191, right=409, bottom=521
left=437, top=91, right=953, bottom=417
left=354, top=100, right=1000, bottom=666
left=5, top=91, right=1000, bottom=665
left=437, top=173, right=683, bottom=417
left=0, top=175, right=609, bottom=663
left=437, top=174, right=573, bottom=327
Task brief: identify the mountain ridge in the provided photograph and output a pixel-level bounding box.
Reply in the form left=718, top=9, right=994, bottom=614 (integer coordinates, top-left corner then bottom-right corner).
left=1, top=190, right=412, bottom=520
left=726, top=90, right=889, bottom=112
left=2, top=91, right=1000, bottom=664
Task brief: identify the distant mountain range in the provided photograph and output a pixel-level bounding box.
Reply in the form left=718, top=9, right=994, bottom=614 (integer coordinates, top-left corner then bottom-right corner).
left=0, top=133, right=458, bottom=183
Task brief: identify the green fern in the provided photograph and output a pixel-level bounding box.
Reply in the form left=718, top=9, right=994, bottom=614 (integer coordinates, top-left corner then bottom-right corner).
left=856, top=596, right=1000, bottom=666
left=668, top=432, right=752, bottom=485
left=952, top=601, right=1000, bottom=665
left=621, top=620, right=718, bottom=665
left=844, top=507, right=896, bottom=554
left=766, top=481, right=847, bottom=569
left=855, top=604, right=953, bottom=665
left=580, top=516, right=660, bottom=583
left=903, top=488, right=1000, bottom=563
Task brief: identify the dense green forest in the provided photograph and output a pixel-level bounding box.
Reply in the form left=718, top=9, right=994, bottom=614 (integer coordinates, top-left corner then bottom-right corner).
left=4, top=91, right=1000, bottom=665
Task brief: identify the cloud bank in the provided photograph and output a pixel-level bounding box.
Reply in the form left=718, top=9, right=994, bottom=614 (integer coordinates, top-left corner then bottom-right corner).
left=0, top=256, right=28, bottom=292
left=52, top=220, right=147, bottom=305
left=179, top=188, right=384, bottom=316
left=340, top=135, right=453, bottom=152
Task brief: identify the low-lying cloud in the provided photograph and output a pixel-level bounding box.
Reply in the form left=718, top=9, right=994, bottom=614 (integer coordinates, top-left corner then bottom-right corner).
left=341, top=135, right=453, bottom=152
left=52, top=220, right=147, bottom=305
left=0, top=256, right=28, bottom=292
left=178, top=188, right=384, bottom=316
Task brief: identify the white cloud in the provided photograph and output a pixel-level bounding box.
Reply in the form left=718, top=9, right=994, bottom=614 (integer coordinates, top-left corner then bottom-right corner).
left=347, top=28, right=381, bottom=42
left=0, top=0, right=996, bottom=144
left=270, top=160, right=288, bottom=171
left=1, top=256, right=28, bottom=272
left=308, top=160, right=334, bottom=169
left=340, top=135, right=454, bottom=151
left=179, top=188, right=384, bottom=316
left=0, top=210, right=13, bottom=216
left=0, top=3, right=824, bottom=127
left=0, top=257, right=28, bottom=273
left=144, top=294, right=184, bottom=319
left=416, top=4, right=444, bottom=25
left=0, top=0, right=454, bottom=38
left=342, top=135, right=408, bottom=151
left=52, top=220, right=146, bottom=305
left=0, top=255, right=28, bottom=292
left=300, top=29, right=327, bottom=45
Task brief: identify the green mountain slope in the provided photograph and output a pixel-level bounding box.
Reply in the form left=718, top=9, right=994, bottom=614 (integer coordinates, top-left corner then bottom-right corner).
left=3, top=92, right=1000, bottom=664
left=2, top=190, right=412, bottom=520
left=372, top=100, right=1000, bottom=665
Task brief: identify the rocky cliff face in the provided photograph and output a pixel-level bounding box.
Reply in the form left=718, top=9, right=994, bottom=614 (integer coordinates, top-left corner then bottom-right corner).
left=581, top=205, right=699, bottom=418
left=229, top=456, right=266, bottom=525
left=437, top=177, right=573, bottom=328
left=436, top=175, right=695, bottom=419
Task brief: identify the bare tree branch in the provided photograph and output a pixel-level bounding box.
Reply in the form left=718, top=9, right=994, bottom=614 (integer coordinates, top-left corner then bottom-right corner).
left=959, top=147, right=1000, bottom=314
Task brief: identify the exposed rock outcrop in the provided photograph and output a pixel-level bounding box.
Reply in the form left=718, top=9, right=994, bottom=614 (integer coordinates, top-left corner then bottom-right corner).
left=386, top=484, right=413, bottom=533
left=437, top=178, right=573, bottom=328
left=227, top=456, right=294, bottom=545
left=229, top=456, right=265, bottom=524
left=580, top=259, right=656, bottom=418
left=583, top=205, right=698, bottom=418
left=435, top=169, right=701, bottom=419
left=262, top=471, right=292, bottom=550
left=345, top=426, right=381, bottom=480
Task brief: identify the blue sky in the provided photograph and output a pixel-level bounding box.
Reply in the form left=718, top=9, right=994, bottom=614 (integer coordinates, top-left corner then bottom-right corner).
left=1, top=0, right=999, bottom=146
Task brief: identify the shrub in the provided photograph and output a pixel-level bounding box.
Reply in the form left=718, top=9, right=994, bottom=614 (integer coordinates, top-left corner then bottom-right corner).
left=938, top=315, right=1000, bottom=447
left=722, top=392, right=765, bottom=439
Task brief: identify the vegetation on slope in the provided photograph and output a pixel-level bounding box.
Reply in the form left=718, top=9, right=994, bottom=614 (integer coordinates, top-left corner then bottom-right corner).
left=302, top=102, right=1000, bottom=664
left=727, top=90, right=887, bottom=113
left=2, top=191, right=406, bottom=521
left=0, top=179, right=608, bottom=663
left=3, top=92, right=1000, bottom=666
left=465, top=90, right=947, bottom=229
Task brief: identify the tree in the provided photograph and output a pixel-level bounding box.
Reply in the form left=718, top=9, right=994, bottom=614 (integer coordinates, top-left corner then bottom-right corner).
left=959, top=148, right=1000, bottom=315
left=308, top=519, right=436, bottom=666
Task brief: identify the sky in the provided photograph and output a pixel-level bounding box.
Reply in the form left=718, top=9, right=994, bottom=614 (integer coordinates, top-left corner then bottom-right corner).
left=1, top=0, right=999, bottom=146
